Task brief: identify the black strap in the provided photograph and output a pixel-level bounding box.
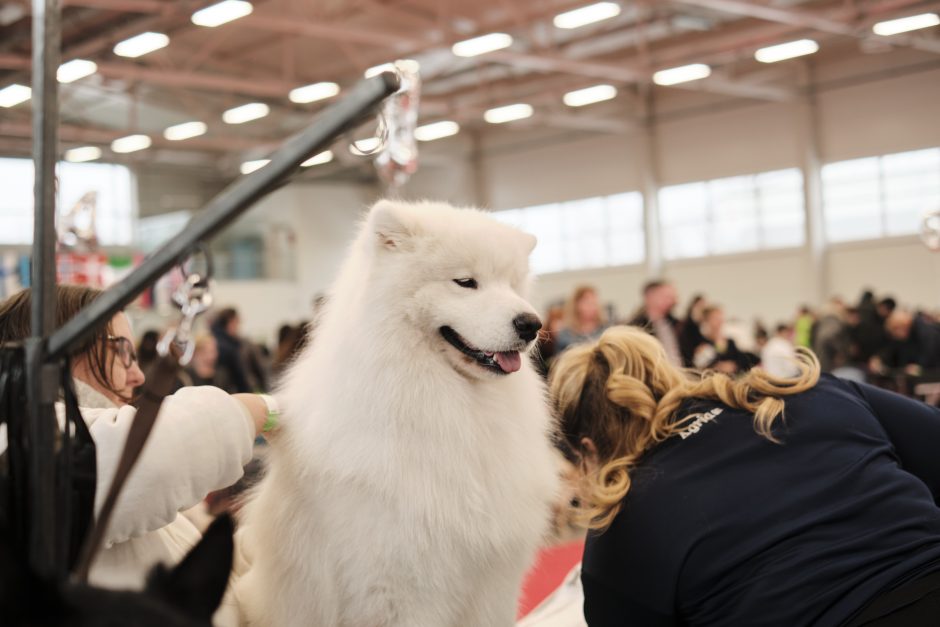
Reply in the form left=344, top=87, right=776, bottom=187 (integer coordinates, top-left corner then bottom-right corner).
left=72, top=353, right=180, bottom=581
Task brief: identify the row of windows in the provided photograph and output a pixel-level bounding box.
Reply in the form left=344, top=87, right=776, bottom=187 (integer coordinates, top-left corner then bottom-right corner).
left=495, top=147, right=940, bottom=275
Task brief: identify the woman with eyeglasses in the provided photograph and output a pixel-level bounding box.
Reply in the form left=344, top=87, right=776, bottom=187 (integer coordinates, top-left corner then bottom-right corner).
left=0, top=285, right=276, bottom=626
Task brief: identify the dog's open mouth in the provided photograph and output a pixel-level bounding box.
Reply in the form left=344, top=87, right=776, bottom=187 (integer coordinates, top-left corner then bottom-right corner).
left=439, top=326, right=522, bottom=374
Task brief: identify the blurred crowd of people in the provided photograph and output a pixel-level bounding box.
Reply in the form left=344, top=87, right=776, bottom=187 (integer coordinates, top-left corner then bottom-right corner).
left=535, top=282, right=940, bottom=402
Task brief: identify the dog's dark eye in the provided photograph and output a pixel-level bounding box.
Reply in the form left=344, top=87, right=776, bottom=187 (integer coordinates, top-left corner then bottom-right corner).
left=453, top=278, right=478, bottom=289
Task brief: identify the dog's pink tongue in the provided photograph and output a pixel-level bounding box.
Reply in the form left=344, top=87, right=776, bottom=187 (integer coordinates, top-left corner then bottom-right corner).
left=494, top=351, right=522, bottom=373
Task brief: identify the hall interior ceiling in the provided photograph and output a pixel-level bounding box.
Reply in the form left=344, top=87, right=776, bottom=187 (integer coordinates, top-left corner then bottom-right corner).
left=0, top=0, right=938, bottom=174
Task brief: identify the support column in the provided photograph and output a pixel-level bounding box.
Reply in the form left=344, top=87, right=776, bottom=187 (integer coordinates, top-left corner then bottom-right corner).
left=797, top=68, right=828, bottom=306
left=637, top=86, right=663, bottom=278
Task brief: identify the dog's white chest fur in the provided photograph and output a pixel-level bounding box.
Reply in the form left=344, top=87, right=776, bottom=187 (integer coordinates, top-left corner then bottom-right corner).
left=236, top=200, right=559, bottom=627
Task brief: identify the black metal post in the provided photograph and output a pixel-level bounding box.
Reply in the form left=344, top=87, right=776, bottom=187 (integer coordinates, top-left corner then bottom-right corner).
left=27, top=0, right=61, bottom=577
left=47, top=71, right=399, bottom=361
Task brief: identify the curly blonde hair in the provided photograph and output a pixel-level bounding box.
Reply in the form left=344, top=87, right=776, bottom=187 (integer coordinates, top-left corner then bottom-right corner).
left=550, top=325, right=820, bottom=530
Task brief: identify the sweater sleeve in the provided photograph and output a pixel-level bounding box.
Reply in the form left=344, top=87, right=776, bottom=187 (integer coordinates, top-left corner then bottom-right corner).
left=86, top=386, right=256, bottom=547
left=847, top=380, right=940, bottom=501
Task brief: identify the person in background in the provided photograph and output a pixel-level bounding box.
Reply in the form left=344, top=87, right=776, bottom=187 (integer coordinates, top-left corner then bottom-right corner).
left=555, top=286, right=608, bottom=353
left=695, top=305, right=757, bottom=374
left=176, top=334, right=219, bottom=388
left=550, top=326, right=940, bottom=626
left=211, top=307, right=254, bottom=393
left=136, top=329, right=160, bottom=370
left=679, top=293, right=709, bottom=368
left=271, top=323, right=307, bottom=379
left=855, top=291, right=889, bottom=363
left=794, top=305, right=815, bottom=349
left=761, top=323, right=800, bottom=378
left=881, top=310, right=940, bottom=375
left=533, top=302, right=566, bottom=376
left=813, top=298, right=854, bottom=373
left=629, top=280, right=682, bottom=367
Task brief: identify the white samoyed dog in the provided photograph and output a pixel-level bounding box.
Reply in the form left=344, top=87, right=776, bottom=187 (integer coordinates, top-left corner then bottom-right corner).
left=236, top=199, right=560, bottom=626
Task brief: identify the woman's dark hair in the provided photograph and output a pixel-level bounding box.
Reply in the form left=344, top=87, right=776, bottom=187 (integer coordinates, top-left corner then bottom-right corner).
left=212, top=308, right=239, bottom=335
left=0, top=286, right=123, bottom=400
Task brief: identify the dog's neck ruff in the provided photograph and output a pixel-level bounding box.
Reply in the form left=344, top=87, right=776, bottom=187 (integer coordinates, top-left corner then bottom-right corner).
left=439, top=326, right=522, bottom=374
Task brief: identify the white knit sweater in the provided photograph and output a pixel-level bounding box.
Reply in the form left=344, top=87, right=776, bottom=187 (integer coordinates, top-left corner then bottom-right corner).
left=22, top=380, right=255, bottom=625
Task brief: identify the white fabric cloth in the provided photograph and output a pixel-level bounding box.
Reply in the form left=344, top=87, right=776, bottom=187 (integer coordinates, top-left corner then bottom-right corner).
left=2, top=379, right=255, bottom=625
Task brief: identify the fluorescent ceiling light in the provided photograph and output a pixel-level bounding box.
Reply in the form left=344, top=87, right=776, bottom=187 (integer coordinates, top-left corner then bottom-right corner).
left=652, top=63, right=711, bottom=86
left=872, top=13, right=939, bottom=36
left=113, top=32, right=169, bottom=58
left=563, top=83, right=617, bottom=107
left=289, top=81, right=339, bottom=104
left=0, top=83, right=31, bottom=107
left=553, top=2, right=621, bottom=29
left=64, top=146, right=102, bottom=163
left=364, top=59, right=420, bottom=78
left=163, top=121, right=207, bottom=141
left=755, top=39, right=819, bottom=63
left=301, top=150, right=333, bottom=167
left=192, top=0, right=252, bottom=27
left=222, top=102, right=269, bottom=124
left=240, top=158, right=269, bottom=174
left=484, top=103, right=533, bottom=124
left=452, top=33, right=512, bottom=57
left=414, top=120, right=459, bottom=142
left=57, top=59, right=97, bottom=83
left=111, top=134, right=151, bottom=153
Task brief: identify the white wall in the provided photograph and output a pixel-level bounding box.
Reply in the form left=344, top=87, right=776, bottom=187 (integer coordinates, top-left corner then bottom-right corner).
left=465, top=52, right=940, bottom=324
left=210, top=182, right=375, bottom=343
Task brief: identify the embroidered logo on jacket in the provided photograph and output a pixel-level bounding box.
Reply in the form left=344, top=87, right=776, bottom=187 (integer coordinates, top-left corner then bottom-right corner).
left=677, top=408, right=723, bottom=439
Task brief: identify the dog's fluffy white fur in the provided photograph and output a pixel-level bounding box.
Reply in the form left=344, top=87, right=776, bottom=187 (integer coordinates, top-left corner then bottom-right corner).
left=236, top=200, right=559, bottom=626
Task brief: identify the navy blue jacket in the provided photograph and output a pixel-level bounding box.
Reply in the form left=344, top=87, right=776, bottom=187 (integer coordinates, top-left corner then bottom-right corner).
left=582, top=374, right=940, bottom=626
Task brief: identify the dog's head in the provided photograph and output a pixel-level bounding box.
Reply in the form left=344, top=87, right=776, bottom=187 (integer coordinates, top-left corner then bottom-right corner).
left=366, top=199, right=541, bottom=381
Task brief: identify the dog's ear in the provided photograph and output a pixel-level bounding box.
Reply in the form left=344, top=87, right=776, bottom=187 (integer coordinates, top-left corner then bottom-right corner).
left=370, top=199, right=418, bottom=251
left=145, top=513, right=234, bottom=622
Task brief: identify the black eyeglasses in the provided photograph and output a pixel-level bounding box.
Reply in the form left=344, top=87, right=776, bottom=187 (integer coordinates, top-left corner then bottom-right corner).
left=107, top=335, right=139, bottom=369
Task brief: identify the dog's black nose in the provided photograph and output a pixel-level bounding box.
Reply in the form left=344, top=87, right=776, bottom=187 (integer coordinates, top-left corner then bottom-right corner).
left=513, top=313, right=542, bottom=343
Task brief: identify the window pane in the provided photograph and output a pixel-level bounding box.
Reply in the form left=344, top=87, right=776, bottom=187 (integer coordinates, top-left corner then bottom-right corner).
left=0, top=158, right=35, bottom=244
left=662, top=225, right=708, bottom=259
left=659, top=182, right=707, bottom=226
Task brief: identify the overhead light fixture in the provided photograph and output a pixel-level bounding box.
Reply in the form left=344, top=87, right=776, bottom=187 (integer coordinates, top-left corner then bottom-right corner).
left=113, top=32, right=169, bottom=58
left=0, top=83, right=31, bottom=107
left=57, top=59, right=97, bottom=83
left=364, top=59, right=419, bottom=78
left=484, top=103, right=534, bottom=124
left=240, top=158, right=269, bottom=174
left=755, top=39, right=819, bottom=63
left=163, top=121, right=207, bottom=141
left=301, top=150, right=333, bottom=167
left=414, top=120, right=459, bottom=142
left=563, top=83, right=617, bottom=107
left=452, top=33, right=513, bottom=57
left=192, top=0, right=253, bottom=27
left=872, top=12, right=939, bottom=36
left=553, top=2, right=621, bottom=29
left=222, top=102, right=269, bottom=124
left=289, top=81, right=340, bottom=104
left=64, top=146, right=102, bottom=163
left=110, top=134, right=151, bottom=153
left=652, top=63, right=711, bottom=86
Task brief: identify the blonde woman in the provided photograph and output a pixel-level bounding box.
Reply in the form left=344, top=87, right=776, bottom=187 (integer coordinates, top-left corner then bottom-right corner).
left=555, top=285, right=608, bottom=353
left=550, top=326, right=940, bottom=626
